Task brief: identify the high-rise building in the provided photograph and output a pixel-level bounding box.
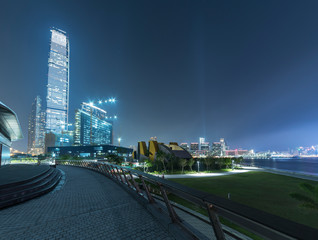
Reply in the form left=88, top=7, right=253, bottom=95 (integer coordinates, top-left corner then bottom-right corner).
left=190, top=142, right=199, bottom=151
left=212, top=142, right=222, bottom=156
left=46, top=28, right=70, bottom=134
left=74, top=102, right=113, bottom=146
left=212, top=138, right=227, bottom=156
left=28, top=96, right=46, bottom=155
left=200, top=142, right=210, bottom=151
left=180, top=143, right=189, bottom=150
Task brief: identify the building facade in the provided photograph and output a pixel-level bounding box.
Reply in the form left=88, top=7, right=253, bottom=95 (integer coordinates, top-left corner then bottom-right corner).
left=190, top=142, right=199, bottom=151
left=28, top=96, right=46, bottom=155
left=74, top=102, right=113, bottom=146
left=46, top=28, right=70, bottom=134
left=180, top=143, right=189, bottom=151
left=200, top=142, right=210, bottom=151
left=211, top=138, right=228, bottom=156
left=0, top=102, right=23, bottom=166
left=48, top=145, right=132, bottom=161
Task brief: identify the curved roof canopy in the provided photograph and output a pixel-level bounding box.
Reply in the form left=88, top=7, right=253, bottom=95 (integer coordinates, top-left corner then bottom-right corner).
left=0, top=102, right=23, bottom=141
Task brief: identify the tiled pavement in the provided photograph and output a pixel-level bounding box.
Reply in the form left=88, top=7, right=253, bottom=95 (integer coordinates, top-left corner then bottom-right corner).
left=0, top=166, right=174, bottom=240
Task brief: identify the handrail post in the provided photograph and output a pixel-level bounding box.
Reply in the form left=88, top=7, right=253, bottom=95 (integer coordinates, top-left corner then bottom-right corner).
left=139, top=175, right=155, bottom=203
left=205, top=203, right=225, bottom=240
left=110, top=165, right=118, bottom=180
left=158, top=183, right=180, bottom=223
left=107, top=165, right=115, bottom=178
left=103, top=164, right=110, bottom=176
left=121, top=168, right=131, bottom=187
left=128, top=171, right=142, bottom=194
left=100, top=164, right=107, bottom=175
left=115, top=166, right=125, bottom=183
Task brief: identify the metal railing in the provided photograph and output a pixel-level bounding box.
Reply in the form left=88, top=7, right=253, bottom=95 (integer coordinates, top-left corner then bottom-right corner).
left=57, top=160, right=318, bottom=240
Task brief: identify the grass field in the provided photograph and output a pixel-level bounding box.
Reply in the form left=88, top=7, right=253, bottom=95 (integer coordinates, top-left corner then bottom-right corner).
left=171, top=171, right=318, bottom=230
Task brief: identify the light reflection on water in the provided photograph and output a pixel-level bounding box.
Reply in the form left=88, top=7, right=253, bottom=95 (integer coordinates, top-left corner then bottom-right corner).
left=243, top=158, right=318, bottom=176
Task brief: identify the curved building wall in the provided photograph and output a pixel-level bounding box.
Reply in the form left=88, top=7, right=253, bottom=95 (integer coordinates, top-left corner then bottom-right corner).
left=0, top=101, right=23, bottom=166
left=0, top=133, right=11, bottom=165
left=148, top=141, right=159, bottom=161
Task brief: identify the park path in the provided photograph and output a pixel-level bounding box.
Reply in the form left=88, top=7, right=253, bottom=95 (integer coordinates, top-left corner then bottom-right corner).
left=0, top=166, right=174, bottom=240
left=163, top=169, right=252, bottom=179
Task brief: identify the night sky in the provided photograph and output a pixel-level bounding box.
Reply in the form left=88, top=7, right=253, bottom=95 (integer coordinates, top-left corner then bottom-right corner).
left=2, top=0, right=318, bottom=152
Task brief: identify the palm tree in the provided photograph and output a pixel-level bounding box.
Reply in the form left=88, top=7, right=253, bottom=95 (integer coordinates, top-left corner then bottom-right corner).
left=167, top=154, right=177, bottom=173
left=290, top=182, right=318, bottom=210
left=204, top=157, right=212, bottom=171
left=179, top=158, right=187, bottom=173
left=156, top=150, right=167, bottom=172
left=187, top=158, right=195, bottom=171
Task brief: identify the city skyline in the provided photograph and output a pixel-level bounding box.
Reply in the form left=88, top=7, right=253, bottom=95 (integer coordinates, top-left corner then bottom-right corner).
left=3, top=1, right=318, bottom=151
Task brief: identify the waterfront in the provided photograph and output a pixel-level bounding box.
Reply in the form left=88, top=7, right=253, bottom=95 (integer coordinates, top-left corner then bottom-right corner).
left=243, top=158, right=318, bottom=176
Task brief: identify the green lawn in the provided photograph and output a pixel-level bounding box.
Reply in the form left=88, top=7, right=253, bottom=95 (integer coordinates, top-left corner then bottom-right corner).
left=171, top=171, right=318, bottom=230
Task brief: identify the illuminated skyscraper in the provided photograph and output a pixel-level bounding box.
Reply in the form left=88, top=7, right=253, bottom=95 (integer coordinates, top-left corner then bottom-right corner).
left=46, top=28, right=70, bottom=134
left=74, top=102, right=113, bottom=146
left=190, top=142, right=199, bottom=151
left=28, top=96, right=46, bottom=155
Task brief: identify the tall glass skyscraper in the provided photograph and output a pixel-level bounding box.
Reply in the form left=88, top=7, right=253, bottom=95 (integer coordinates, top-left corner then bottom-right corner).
left=46, top=28, right=70, bottom=134
left=28, top=96, right=46, bottom=155
left=74, top=102, right=113, bottom=146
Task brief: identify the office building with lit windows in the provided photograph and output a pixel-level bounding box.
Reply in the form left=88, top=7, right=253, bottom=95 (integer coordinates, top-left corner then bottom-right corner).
left=28, top=96, right=46, bottom=155
left=46, top=28, right=70, bottom=134
left=180, top=143, right=189, bottom=151
left=190, top=142, right=199, bottom=151
left=74, top=102, right=113, bottom=146
left=212, top=138, right=228, bottom=156
left=200, top=142, right=210, bottom=151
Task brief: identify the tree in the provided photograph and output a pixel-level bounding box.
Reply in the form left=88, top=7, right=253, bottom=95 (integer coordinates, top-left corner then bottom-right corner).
left=107, top=154, right=123, bottom=165
left=60, top=154, right=71, bottom=160
left=179, top=158, right=187, bottom=173
left=167, top=154, right=177, bottom=173
left=219, top=157, right=232, bottom=169
left=234, top=157, right=243, bottom=166
left=156, top=150, right=167, bottom=172
left=187, top=158, right=195, bottom=171
left=290, top=182, right=318, bottom=210
left=204, top=157, right=213, bottom=171
left=144, top=159, right=153, bottom=172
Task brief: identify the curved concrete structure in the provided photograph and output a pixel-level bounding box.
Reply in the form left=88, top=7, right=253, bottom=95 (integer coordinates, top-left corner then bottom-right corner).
left=0, top=101, right=23, bottom=166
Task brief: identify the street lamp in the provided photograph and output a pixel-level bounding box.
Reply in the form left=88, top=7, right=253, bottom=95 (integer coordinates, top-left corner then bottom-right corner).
left=197, top=160, right=200, bottom=172
left=118, top=137, right=121, bottom=146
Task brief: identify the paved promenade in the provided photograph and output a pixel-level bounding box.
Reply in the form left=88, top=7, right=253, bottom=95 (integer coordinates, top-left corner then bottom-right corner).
left=163, top=169, right=252, bottom=179
left=0, top=166, right=174, bottom=240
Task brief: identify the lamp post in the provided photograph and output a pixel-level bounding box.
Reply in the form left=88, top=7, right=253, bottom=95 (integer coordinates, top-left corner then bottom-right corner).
left=197, top=160, right=200, bottom=172
left=118, top=137, right=121, bottom=146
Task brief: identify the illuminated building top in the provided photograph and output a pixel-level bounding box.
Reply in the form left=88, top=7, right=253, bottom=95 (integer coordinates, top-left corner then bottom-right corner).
left=46, top=28, right=70, bottom=134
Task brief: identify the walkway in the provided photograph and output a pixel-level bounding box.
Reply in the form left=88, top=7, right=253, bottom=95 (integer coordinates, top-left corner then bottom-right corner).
left=163, top=169, right=252, bottom=179
left=163, top=167, right=318, bottom=182
left=0, top=166, right=174, bottom=240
